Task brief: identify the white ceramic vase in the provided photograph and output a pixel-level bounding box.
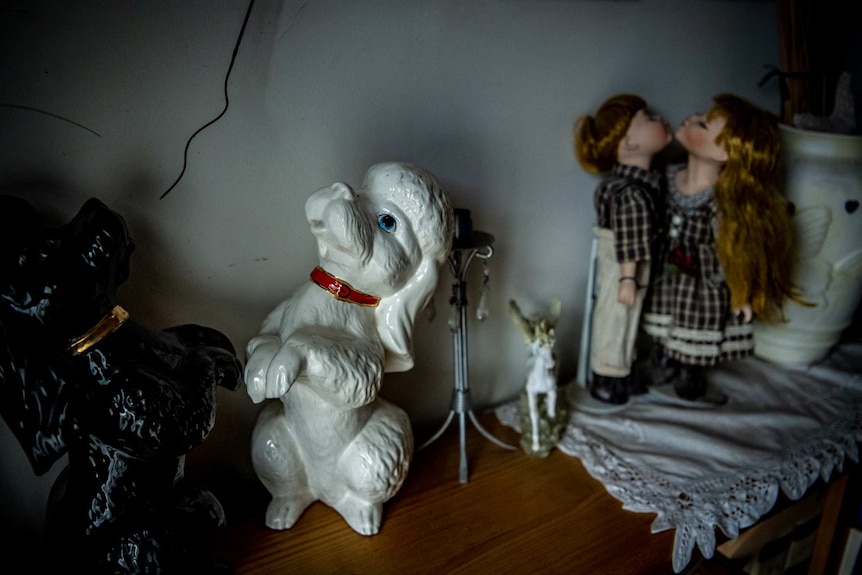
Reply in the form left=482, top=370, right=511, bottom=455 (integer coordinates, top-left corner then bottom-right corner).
left=753, top=124, right=862, bottom=365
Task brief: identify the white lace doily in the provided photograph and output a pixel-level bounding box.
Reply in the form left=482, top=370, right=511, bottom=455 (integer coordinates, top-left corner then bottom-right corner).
left=496, top=338, right=862, bottom=573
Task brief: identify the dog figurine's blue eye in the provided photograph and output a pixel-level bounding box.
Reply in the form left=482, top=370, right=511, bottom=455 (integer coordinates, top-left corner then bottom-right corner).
left=378, top=214, right=396, bottom=233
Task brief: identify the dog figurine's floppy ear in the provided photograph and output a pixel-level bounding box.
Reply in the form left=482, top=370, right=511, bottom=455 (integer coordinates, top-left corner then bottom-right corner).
left=377, top=258, right=441, bottom=371
left=367, top=162, right=454, bottom=372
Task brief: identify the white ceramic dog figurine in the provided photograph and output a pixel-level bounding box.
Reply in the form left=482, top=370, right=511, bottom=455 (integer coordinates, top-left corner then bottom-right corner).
left=245, top=162, right=453, bottom=535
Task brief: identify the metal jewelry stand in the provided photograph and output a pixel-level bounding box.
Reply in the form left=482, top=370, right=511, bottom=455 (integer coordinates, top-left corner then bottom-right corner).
left=419, top=229, right=516, bottom=484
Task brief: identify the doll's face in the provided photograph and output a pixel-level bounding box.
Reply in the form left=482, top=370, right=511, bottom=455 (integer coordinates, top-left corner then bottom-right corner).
left=623, top=109, right=672, bottom=156
left=675, top=112, right=728, bottom=163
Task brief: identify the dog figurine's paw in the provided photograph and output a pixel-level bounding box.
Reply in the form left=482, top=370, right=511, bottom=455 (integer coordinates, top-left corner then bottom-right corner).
left=335, top=494, right=383, bottom=536
left=245, top=334, right=306, bottom=402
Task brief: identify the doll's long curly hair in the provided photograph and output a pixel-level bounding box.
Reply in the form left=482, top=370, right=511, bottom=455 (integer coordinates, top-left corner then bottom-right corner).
left=710, top=94, right=801, bottom=322
left=574, top=94, right=646, bottom=173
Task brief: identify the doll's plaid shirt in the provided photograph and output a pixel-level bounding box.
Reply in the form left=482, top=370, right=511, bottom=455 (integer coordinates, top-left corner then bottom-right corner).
left=594, top=163, right=663, bottom=264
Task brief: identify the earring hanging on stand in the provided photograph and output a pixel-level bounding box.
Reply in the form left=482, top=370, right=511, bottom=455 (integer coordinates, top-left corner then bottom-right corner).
left=476, top=258, right=491, bottom=321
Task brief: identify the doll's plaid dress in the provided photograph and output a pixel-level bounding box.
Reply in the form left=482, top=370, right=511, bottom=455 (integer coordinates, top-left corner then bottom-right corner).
left=642, top=164, right=753, bottom=366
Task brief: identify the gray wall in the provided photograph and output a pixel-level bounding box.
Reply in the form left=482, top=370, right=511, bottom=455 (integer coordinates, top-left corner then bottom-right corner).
left=0, top=0, right=780, bottom=548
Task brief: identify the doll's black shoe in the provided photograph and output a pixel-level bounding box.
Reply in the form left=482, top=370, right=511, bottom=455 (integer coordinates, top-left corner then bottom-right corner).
left=590, top=373, right=629, bottom=404
left=649, top=346, right=679, bottom=387
left=673, top=365, right=707, bottom=400
left=628, top=367, right=649, bottom=396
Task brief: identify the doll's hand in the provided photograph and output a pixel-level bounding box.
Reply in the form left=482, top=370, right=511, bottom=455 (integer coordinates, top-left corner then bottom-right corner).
left=733, top=303, right=754, bottom=323
left=617, top=278, right=636, bottom=307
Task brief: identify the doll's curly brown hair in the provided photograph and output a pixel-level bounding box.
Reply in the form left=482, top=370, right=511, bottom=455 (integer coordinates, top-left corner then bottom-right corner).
left=574, top=94, right=646, bottom=173
left=710, top=94, right=802, bottom=322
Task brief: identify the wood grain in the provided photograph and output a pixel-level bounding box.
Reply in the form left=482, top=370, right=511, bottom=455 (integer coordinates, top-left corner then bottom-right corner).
left=215, top=411, right=676, bottom=575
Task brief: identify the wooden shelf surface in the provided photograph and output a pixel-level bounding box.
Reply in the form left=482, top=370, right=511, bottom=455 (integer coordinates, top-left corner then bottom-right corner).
left=216, top=411, right=676, bottom=575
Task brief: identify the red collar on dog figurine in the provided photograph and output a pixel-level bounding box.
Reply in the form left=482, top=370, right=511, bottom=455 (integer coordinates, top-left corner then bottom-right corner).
left=68, top=305, right=130, bottom=355
left=310, top=267, right=380, bottom=307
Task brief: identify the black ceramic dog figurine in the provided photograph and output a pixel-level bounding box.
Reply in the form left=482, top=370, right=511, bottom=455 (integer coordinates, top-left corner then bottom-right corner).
left=0, top=195, right=242, bottom=573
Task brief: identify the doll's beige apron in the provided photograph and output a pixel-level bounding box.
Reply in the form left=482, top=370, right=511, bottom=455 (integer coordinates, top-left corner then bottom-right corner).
left=589, top=226, right=650, bottom=378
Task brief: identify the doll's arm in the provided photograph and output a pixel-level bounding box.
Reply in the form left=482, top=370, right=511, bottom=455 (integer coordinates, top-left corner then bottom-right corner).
left=617, top=260, right=638, bottom=306
left=715, top=218, right=754, bottom=323
left=612, top=184, right=652, bottom=307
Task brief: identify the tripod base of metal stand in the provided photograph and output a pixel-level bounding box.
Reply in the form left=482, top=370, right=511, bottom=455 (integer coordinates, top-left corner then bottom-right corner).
left=421, top=221, right=516, bottom=483
left=419, top=377, right=517, bottom=484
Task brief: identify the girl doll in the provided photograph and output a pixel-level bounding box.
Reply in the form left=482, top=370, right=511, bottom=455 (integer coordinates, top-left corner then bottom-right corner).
left=642, top=94, right=799, bottom=401
left=574, top=94, right=672, bottom=405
